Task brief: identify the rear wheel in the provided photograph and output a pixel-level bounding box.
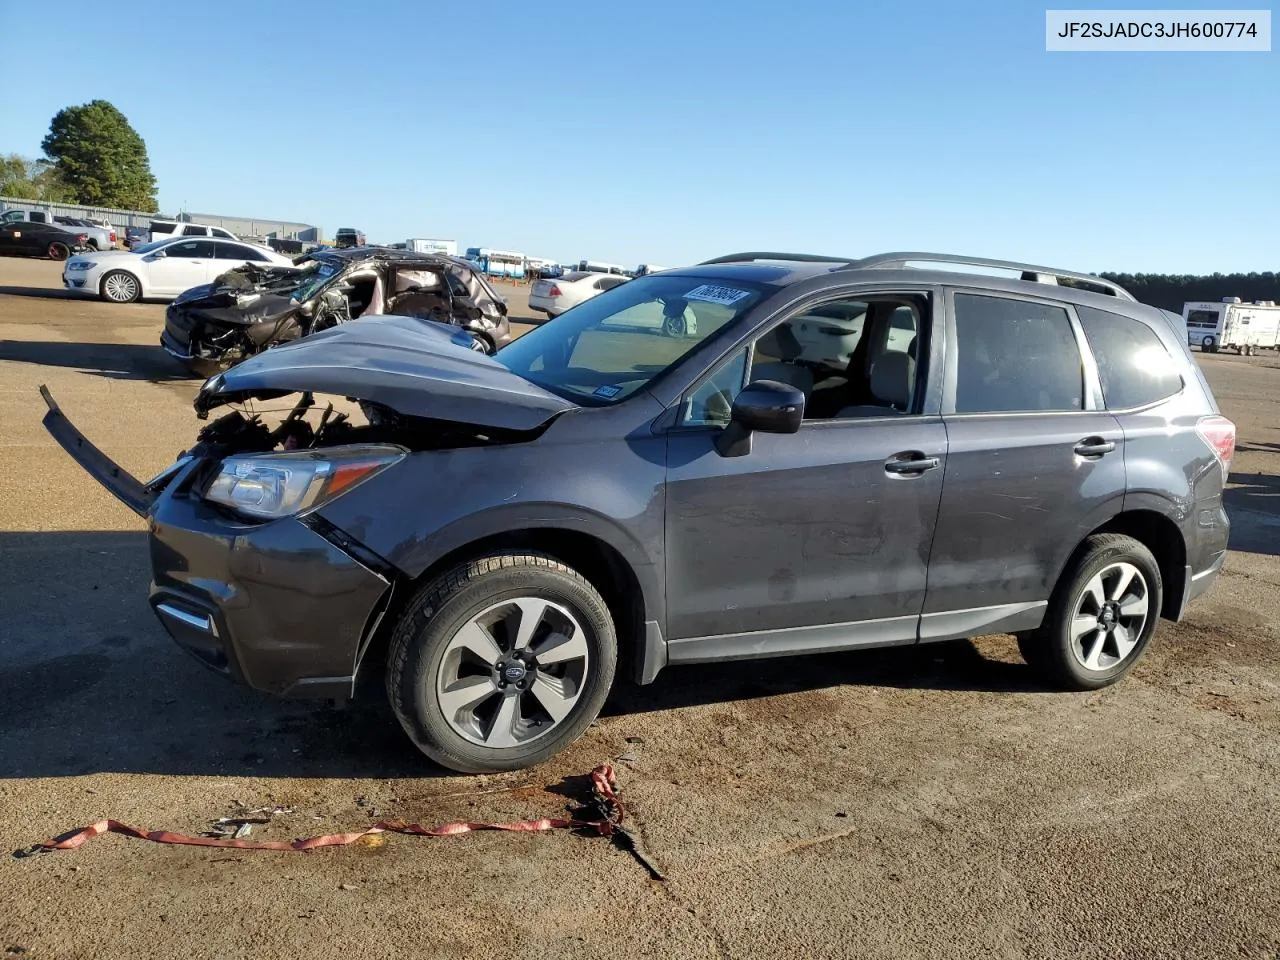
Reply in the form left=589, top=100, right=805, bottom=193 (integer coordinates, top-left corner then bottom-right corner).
left=1018, top=534, right=1162, bottom=690
left=101, top=270, right=141, bottom=303
left=47, top=242, right=70, bottom=261
left=386, top=553, right=617, bottom=773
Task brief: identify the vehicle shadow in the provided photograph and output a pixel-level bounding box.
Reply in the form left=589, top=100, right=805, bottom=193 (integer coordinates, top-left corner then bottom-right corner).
left=1224, top=471, right=1280, bottom=556
left=0, top=339, right=197, bottom=382
left=0, top=532, right=1050, bottom=782
left=0, top=284, right=76, bottom=300
left=606, top=637, right=1045, bottom=720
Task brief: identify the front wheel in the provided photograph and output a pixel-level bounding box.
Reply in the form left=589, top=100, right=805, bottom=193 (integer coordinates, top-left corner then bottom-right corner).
left=1018, top=533, right=1162, bottom=690
left=101, top=270, right=141, bottom=303
left=386, top=553, right=617, bottom=773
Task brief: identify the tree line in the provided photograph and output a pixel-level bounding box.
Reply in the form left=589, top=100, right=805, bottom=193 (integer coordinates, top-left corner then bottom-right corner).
left=1095, top=272, right=1279, bottom=312
left=1, top=100, right=157, bottom=212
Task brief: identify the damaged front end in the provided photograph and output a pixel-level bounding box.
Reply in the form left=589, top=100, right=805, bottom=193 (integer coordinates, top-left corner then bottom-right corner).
left=163, top=264, right=308, bottom=377
left=41, top=315, right=577, bottom=699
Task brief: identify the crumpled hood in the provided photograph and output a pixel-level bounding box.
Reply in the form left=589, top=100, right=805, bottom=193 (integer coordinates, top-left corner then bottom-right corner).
left=194, top=314, right=576, bottom=430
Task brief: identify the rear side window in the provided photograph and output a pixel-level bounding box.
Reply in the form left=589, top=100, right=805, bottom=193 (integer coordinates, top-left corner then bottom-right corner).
left=212, top=228, right=235, bottom=239
left=953, top=294, right=1083, bottom=413
left=1077, top=306, right=1183, bottom=409
left=182, top=224, right=207, bottom=236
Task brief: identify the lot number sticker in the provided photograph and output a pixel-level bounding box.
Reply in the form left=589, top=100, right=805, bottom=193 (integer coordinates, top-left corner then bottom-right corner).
left=684, top=284, right=751, bottom=306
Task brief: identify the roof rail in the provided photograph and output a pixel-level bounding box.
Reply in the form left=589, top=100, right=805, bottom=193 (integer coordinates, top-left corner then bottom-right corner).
left=845, top=252, right=1135, bottom=301
left=698, top=252, right=855, bottom=266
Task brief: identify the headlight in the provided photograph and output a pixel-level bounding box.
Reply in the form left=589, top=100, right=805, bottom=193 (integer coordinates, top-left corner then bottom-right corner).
left=67, top=261, right=94, bottom=271
left=203, top=444, right=405, bottom=520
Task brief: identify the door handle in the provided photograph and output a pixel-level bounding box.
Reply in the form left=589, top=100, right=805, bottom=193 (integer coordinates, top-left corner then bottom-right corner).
left=1074, top=437, right=1116, bottom=458
left=884, top=453, right=941, bottom=475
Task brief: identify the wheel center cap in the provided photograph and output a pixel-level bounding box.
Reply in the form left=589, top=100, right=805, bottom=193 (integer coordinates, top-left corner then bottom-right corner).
left=1100, top=605, right=1116, bottom=627
left=503, top=663, right=527, bottom=683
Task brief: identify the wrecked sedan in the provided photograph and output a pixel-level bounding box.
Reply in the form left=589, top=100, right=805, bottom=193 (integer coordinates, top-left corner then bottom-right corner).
left=40, top=252, right=1229, bottom=774
left=161, top=247, right=513, bottom=377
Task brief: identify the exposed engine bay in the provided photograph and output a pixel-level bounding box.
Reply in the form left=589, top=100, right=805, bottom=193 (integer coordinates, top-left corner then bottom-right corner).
left=186, top=391, right=544, bottom=462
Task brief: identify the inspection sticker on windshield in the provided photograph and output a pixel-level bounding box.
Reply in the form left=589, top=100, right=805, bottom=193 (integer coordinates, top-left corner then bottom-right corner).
left=593, top=384, right=622, bottom=399
left=684, top=284, right=751, bottom=306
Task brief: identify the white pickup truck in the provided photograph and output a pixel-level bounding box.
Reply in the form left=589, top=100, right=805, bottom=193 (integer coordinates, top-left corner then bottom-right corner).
left=148, top=219, right=239, bottom=243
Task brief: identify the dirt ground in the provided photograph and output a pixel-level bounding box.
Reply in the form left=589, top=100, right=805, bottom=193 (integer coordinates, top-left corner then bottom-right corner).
left=1, top=257, right=1278, bottom=959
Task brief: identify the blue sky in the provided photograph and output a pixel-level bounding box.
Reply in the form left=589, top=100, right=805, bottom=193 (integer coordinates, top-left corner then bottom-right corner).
left=1, top=1, right=1275, bottom=272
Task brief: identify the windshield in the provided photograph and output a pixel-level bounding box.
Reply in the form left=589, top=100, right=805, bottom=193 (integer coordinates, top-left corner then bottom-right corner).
left=495, top=275, right=769, bottom=404
left=290, top=261, right=342, bottom=302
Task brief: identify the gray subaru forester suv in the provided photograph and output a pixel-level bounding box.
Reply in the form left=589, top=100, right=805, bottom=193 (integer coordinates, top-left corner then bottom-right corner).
left=42, top=251, right=1235, bottom=773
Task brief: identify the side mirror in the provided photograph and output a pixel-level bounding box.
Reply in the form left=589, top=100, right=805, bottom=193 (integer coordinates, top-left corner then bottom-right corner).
left=715, top=380, right=805, bottom=457
left=150, top=248, right=167, bottom=259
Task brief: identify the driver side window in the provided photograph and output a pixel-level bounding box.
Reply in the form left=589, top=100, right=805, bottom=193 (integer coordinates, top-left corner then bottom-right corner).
left=677, top=293, right=928, bottom=427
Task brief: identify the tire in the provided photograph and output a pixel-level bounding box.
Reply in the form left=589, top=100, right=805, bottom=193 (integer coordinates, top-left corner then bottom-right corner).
left=47, top=242, right=70, bottom=261
left=1018, top=533, right=1162, bottom=691
left=1202, top=336, right=1216, bottom=353
left=469, top=333, right=493, bottom=354
left=661, top=314, right=687, bottom=338
left=86, top=239, right=101, bottom=252
left=100, top=270, right=141, bottom=303
left=386, top=553, right=617, bottom=773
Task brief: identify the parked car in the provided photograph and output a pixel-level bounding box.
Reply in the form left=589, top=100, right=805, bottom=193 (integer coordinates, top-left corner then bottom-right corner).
left=149, top=219, right=239, bottom=243
left=123, top=226, right=150, bottom=249
left=528, top=270, right=629, bottom=318
left=161, top=247, right=513, bottom=376
left=40, top=250, right=1233, bottom=774
left=62, top=236, right=293, bottom=303
left=53, top=216, right=116, bottom=251
left=1, top=209, right=114, bottom=252
left=334, top=228, right=366, bottom=249
left=0, top=219, right=89, bottom=260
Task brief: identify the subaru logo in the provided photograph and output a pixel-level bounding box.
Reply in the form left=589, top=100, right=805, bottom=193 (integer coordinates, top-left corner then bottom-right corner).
left=504, top=664, right=526, bottom=682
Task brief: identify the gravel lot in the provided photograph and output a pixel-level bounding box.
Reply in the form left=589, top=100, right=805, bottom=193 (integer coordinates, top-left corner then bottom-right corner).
left=1, top=256, right=1278, bottom=959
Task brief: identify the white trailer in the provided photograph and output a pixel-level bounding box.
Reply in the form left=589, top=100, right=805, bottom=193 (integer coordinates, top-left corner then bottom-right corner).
left=1183, top=298, right=1280, bottom=355
left=406, top=238, right=457, bottom=256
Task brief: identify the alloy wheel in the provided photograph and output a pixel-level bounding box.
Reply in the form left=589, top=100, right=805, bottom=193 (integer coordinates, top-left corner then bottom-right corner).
left=104, top=273, right=139, bottom=303
left=435, top=597, right=590, bottom=748
left=1069, top=561, right=1150, bottom=672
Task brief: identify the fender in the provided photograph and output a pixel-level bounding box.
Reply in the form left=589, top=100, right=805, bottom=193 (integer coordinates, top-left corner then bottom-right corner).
left=384, top=501, right=667, bottom=629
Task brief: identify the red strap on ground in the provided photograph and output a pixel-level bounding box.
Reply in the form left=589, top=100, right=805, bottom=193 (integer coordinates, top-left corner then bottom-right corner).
left=31, top=764, right=623, bottom=854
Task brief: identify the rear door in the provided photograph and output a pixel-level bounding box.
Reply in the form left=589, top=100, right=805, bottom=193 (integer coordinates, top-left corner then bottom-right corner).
left=922, top=289, right=1125, bottom=640
left=213, top=241, right=270, bottom=270
left=147, top=239, right=218, bottom=294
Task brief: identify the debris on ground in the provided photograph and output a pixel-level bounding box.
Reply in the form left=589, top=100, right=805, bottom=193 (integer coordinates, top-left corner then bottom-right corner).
left=18, top=764, right=664, bottom=879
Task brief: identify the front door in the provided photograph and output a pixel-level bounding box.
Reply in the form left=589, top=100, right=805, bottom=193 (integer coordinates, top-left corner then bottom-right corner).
left=922, top=290, right=1126, bottom=637
left=147, top=239, right=218, bottom=294
left=663, top=289, right=948, bottom=658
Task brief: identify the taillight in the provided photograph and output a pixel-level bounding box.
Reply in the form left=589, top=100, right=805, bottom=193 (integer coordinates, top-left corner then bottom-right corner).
left=547, top=284, right=562, bottom=297
left=1197, top=415, right=1236, bottom=476
left=77, top=234, right=88, bottom=243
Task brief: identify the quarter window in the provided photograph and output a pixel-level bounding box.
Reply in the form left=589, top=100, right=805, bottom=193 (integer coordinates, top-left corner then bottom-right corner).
left=953, top=294, right=1083, bottom=413
left=1077, top=306, right=1183, bottom=409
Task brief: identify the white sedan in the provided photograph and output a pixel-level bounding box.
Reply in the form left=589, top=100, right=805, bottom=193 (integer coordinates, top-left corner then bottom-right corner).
left=62, top=236, right=294, bottom=303
left=527, top=271, right=629, bottom=319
